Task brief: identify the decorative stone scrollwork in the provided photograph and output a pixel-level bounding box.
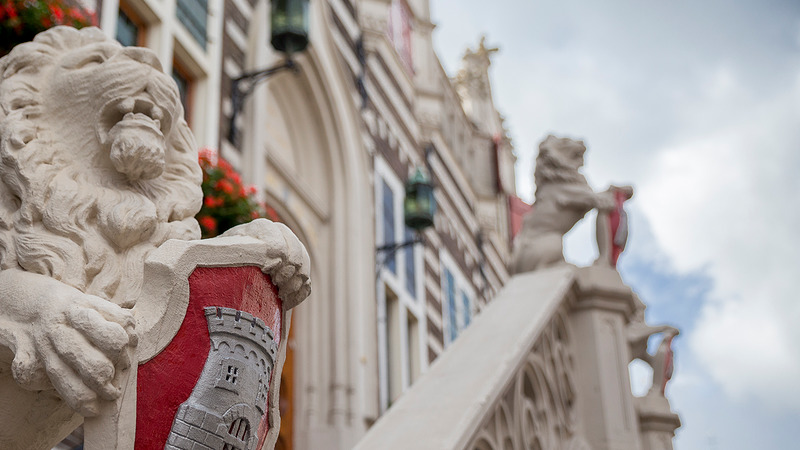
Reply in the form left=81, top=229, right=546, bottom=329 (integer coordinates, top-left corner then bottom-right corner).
left=466, top=309, right=583, bottom=449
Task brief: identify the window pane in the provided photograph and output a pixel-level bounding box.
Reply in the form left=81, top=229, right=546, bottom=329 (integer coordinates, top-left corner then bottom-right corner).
left=461, top=290, right=471, bottom=328
left=171, top=68, right=190, bottom=120
left=116, top=9, right=139, bottom=47
left=404, top=227, right=415, bottom=297
left=382, top=181, right=396, bottom=273
left=445, top=269, right=457, bottom=342
left=176, top=0, right=208, bottom=48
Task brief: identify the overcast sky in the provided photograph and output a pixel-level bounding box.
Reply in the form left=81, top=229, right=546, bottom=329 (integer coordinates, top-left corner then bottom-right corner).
left=431, top=1, right=800, bottom=448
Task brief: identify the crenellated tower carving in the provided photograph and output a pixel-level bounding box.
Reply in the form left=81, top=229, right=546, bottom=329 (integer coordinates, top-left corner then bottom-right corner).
left=165, top=307, right=278, bottom=450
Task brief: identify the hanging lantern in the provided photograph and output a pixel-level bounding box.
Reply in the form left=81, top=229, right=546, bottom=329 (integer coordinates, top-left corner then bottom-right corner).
left=270, top=0, right=310, bottom=54
left=404, top=167, right=436, bottom=231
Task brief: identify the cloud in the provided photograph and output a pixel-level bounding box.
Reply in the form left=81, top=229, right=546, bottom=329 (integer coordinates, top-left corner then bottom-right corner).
left=637, top=67, right=800, bottom=410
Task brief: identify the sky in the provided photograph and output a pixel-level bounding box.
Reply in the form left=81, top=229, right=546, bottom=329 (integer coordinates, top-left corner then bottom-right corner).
left=430, top=1, right=800, bottom=449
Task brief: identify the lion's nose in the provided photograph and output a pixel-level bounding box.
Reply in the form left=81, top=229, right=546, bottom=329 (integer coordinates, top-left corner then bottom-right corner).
left=120, top=47, right=163, bottom=72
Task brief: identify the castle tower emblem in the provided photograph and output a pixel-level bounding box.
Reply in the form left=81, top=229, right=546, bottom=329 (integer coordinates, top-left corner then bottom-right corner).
left=165, top=307, right=278, bottom=450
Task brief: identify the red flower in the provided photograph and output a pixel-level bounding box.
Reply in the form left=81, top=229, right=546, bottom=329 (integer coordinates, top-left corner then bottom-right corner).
left=198, top=147, right=216, bottom=163
left=198, top=216, right=217, bottom=233
left=49, top=5, right=65, bottom=22
left=218, top=159, right=232, bottom=172
left=67, top=7, right=82, bottom=20
left=215, top=179, right=234, bottom=195
left=196, top=150, right=267, bottom=237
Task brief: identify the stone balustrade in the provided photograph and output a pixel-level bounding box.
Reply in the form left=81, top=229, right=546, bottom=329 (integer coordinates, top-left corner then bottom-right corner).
left=354, top=265, right=680, bottom=450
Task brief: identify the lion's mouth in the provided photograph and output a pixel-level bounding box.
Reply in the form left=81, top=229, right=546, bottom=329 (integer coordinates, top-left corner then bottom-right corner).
left=98, top=96, right=172, bottom=141
left=98, top=96, right=174, bottom=181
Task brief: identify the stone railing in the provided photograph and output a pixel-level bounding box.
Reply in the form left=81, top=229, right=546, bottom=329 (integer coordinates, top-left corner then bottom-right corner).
left=354, top=265, right=680, bottom=450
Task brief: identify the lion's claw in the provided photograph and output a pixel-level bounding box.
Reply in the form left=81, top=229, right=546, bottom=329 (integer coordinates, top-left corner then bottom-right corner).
left=221, top=219, right=312, bottom=307
left=0, top=270, right=137, bottom=416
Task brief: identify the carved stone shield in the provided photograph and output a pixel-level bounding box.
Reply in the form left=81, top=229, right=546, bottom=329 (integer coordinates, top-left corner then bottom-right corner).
left=137, top=266, right=282, bottom=449
left=125, top=235, right=302, bottom=450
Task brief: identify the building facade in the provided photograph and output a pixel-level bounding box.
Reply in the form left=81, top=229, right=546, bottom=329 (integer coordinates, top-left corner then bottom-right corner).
left=58, top=0, right=518, bottom=448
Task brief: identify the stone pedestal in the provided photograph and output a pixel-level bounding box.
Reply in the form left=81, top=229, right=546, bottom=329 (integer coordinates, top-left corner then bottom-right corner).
left=570, top=265, right=642, bottom=450
left=636, top=395, right=681, bottom=450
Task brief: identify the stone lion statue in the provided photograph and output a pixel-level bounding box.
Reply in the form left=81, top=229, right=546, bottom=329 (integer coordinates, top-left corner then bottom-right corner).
left=0, top=27, right=310, bottom=449
left=511, top=135, right=616, bottom=273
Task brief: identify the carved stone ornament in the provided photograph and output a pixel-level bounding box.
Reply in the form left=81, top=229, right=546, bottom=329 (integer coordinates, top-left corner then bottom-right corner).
left=627, top=297, right=679, bottom=397
left=0, top=27, right=311, bottom=450
left=165, top=307, right=278, bottom=450
left=454, top=35, right=498, bottom=101
left=511, top=135, right=618, bottom=274
left=466, top=308, right=582, bottom=449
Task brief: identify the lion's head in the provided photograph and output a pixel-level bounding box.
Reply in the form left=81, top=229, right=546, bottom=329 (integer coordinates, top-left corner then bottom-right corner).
left=0, top=26, right=202, bottom=308
left=534, top=135, right=588, bottom=189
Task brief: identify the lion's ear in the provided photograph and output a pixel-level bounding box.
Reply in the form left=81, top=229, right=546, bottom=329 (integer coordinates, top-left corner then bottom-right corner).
left=539, top=136, right=553, bottom=152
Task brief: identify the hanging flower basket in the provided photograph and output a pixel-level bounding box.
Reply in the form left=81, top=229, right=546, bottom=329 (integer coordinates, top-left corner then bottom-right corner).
left=0, top=0, right=96, bottom=56
left=197, top=148, right=267, bottom=238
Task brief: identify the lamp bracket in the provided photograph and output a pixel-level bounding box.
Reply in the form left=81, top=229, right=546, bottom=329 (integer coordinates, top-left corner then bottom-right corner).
left=228, top=58, right=298, bottom=145
left=376, top=237, right=422, bottom=253
left=375, top=235, right=424, bottom=278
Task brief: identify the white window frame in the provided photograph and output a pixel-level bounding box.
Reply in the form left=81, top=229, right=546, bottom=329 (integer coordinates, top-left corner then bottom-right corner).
left=375, top=156, right=427, bottom=413
left=440, top=250, right=475, bottom=347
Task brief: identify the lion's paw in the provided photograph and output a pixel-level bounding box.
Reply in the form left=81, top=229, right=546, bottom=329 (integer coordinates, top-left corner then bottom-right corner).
left=221, top=219, right=311, bottom=308
left=1, top=272, right=136, bottom=417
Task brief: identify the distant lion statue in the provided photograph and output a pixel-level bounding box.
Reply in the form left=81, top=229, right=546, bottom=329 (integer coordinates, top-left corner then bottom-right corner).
left=511, top=135, right=616, bottom=273
left=0, top=27, right=310, bottom=449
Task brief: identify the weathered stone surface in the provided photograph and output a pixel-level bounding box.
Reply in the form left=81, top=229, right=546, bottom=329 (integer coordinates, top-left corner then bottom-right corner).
left=0, top=26, right=310, bottom=450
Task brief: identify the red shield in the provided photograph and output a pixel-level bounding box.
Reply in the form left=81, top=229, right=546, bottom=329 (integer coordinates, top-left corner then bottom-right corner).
left=135, top=265, right=282, bottom=449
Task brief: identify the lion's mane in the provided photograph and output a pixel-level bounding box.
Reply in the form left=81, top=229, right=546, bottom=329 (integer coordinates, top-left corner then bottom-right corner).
left=0, top=27, right=202, bottom=308
left=533, top=135, right=587, bottom=188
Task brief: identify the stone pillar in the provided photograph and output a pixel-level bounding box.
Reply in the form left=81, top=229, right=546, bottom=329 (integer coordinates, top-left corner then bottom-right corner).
left=570, top=265, right=642, bottom=450
left=636, top=396, right=681, bottom=450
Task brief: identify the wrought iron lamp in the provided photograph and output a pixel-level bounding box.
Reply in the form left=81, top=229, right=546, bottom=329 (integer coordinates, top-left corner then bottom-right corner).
left=228, top=0, right=310, bottom=145
left=403, top=167, right=436, bottom=231
left=376, top=163, right=437, bottom=273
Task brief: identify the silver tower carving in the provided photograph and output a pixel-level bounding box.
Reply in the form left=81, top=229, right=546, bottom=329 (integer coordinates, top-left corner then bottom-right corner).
left=166, top=307, right=278, bottom=450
